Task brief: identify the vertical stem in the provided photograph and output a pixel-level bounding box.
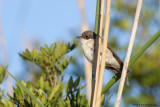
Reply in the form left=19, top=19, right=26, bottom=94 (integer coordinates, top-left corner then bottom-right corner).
left=98, top=0, right=105, bottom=38
left=0, top=32, right=14, bottom=97
left=91, top=0, right=101, bottom=106
left=94, top=0, right=100, bottom=34
left=93, top=0, right=105, bottom=106
left=96, top=0, right=111, bottom=106
left=77, top=0, right=92, bottom=105
left=84, top=59, right=92, bottom=104
left=115, top=0, right=143, bottom=107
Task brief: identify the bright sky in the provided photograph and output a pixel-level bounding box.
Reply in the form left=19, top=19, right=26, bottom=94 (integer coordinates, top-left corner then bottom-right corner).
left=0, top=0, right=96, bottom=75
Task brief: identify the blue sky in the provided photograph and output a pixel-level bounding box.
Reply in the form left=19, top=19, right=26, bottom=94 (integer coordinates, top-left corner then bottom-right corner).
left=1, top=0, right=96, bottom=62
left=0, top=0, right=96, bottom=74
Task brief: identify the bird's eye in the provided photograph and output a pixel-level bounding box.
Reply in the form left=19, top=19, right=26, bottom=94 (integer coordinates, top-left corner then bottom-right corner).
left=86, top=36, right=89, bottom=39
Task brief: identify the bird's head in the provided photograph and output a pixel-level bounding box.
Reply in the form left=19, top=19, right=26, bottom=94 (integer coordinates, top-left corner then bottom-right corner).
left=76, top=31, right=98, bottom=44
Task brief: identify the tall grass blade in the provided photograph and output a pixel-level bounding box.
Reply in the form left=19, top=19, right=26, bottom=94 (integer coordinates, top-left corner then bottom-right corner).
left=129, top=30, right=160, bottom=67
left=94, top=0, right=100, bottom=33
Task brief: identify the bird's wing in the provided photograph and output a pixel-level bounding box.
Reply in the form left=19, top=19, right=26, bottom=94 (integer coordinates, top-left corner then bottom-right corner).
left=107, top=46, right=123, bottom=71
left=107, top=46, right=131, bottom=73
left=107, top=46, right=123, bottom=65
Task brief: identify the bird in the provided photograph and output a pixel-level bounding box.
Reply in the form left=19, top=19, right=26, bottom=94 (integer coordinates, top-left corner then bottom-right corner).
left=76, top=30, right=130, bottom=73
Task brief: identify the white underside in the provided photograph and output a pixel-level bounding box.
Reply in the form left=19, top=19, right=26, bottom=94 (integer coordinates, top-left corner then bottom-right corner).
left=80, top=38, right=120, bottom=71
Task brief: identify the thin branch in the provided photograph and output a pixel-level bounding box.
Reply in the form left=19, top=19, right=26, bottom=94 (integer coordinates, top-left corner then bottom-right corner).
left=54, top=73, right=57, bottom=86
left=115, top=0, right=143, bottom=107
left=96, top=0, right=111, bottom=106
left=46, top=67, right=54, bottom=86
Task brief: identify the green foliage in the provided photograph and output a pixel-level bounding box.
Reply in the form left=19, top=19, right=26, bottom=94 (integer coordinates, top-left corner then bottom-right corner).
left=1, top=41, right=89, bottom=107
left=0, top=64, right=6, bottom=102
left=7, top=71, right=45, bottom=107
left=63, top=76, right=88, bottom=107
left=19, top=41, right=77, bottom=73
left=0, top=65, right=6, bottom=84
left=3, top=98, right=16, bottom=107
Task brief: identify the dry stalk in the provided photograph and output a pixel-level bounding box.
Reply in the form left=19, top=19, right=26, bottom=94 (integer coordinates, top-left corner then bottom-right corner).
left=77, top=0, right=92, bottom=104
left=115, top=0, right=143, bottom=107
left=91, top=0, right=101, bottom=107
left=0, top=21, right=14, bottom=97
left=96, top=0, right=111, bottom=106
left=91, top=0, right=105, bottom=106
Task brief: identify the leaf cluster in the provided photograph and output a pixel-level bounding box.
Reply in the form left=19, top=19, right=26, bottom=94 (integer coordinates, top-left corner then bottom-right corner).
left=1, top=40, right=89, bottom=107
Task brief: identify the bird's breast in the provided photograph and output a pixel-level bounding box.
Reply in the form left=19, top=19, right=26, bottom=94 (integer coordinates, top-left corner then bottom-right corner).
left=82, top=44, right=94, bottom=62
left=82, top=43, right=120, bottom=70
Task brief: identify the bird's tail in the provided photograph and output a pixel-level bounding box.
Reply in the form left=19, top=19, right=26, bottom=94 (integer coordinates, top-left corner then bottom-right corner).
left=127, top=68, right=131, bottom=73
left=126, top=69, right=131, bottom=86
left=126, top=76, right=130, bottom=86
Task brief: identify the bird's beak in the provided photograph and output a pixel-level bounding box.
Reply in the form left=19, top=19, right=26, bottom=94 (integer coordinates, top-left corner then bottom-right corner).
left=76, top=36, right=81, bottom=39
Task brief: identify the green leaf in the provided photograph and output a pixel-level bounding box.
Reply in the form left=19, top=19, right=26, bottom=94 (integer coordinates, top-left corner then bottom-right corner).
left=79, top=84, right=87, bottom=90
left=62, top=58, right=68, bottom=68
left=58, top=99, right=66, bottom=106
left=7, top=93, right=14, bottom=101
left=74, top=76, right=82, bottom=90
left=58, top=62, right=63, bottom=72
left=76, top=89, right=80, bottom=104
left=40, top=94, right=47, bottom=104
left=102, top=73, right=121, bottom=94
left=81, top=92, right=88, bottom=106
left=58, top=83, right=64, bottom=95
left=44, top=44, right=50, bottom=53
left=50, top=43, right=56, bottom=52
left=100, top=94, right=105, bottom=105
left=39, top=76, right=44, bottom=89
left=26, top=81, right=31, bottom=88
left=68, top=76, right=73, bottom=91
left=106, top=94, right=113, bottom=104
left=34, top=89, right=45, bottom=96
left=3, top=98, right=16, bottom=107
left=48, top=83, right=60, bottom=101
left=6, top=71, right=45, bottom=107
left=0, top=65, right=6, bottom=84
left=66, top=97, right=71, bottom=107
left=65, top=82, right=69, bottom=94
left=102, top=30, right=160, bottom=95
left=70, top=40, right=78, bottom=50
left=16, top=84, right=24, bottom=97
left=44, top=81, right=50, bottom=90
